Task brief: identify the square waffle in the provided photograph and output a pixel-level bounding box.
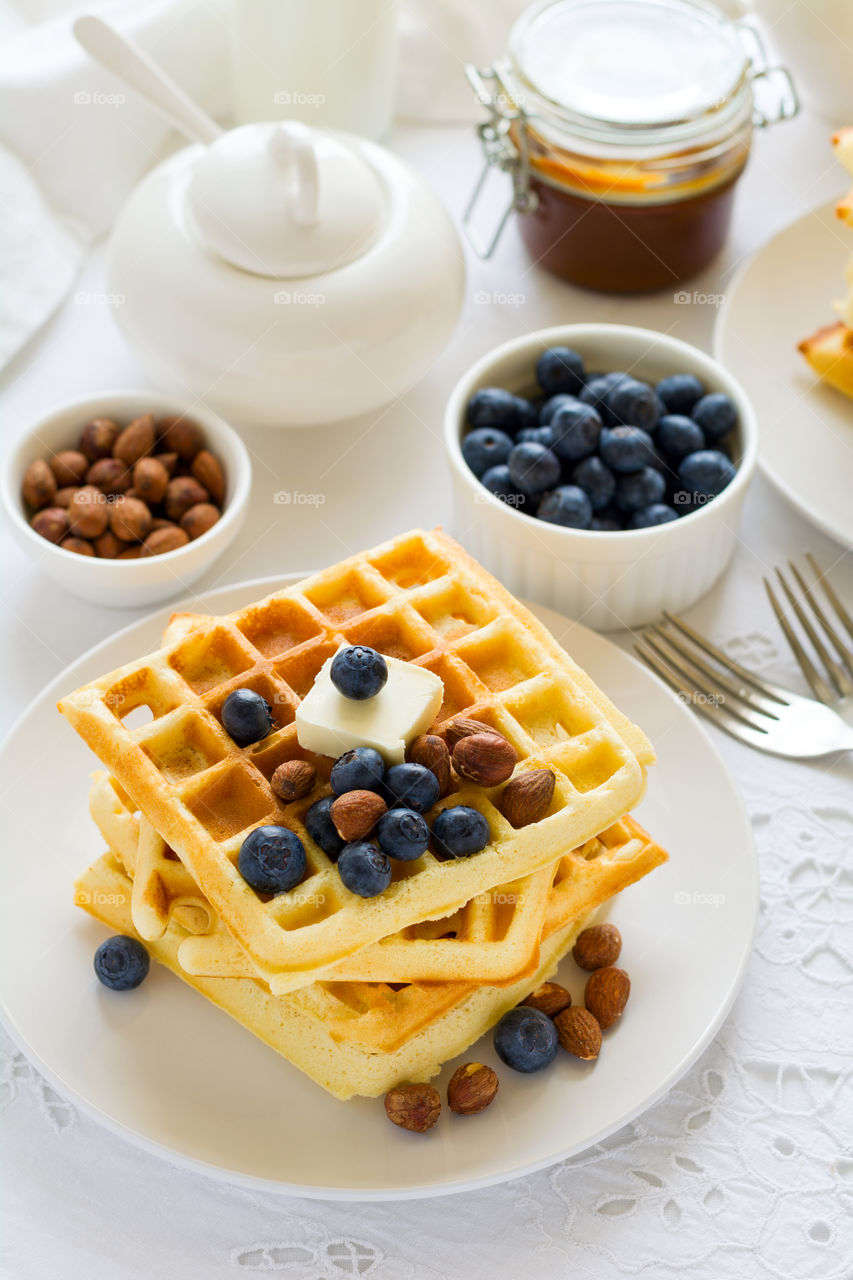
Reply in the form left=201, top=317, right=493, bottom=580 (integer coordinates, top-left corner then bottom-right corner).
left=89, top=771, right=667, bottom=988
left=799, top=126, right=853, bottom=400
left=59, top=529, right=654, bottom=991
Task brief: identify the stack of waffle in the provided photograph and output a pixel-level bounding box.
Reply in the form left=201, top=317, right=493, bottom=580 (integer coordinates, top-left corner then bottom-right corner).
left=61, top=530, right=667, bottom=1100
left=799, top=126, right=853, bottom=398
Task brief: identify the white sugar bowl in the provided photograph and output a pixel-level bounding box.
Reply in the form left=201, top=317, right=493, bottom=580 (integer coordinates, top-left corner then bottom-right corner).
left=107, top=122, right=465, bottom=428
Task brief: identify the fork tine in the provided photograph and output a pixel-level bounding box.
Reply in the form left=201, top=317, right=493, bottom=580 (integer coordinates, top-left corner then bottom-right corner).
left=805, top=552, right=853, bottom=646
left=642, top=632, right=774, bottom=731
left=763, top=576, right=835, bottom=704
left=648, top=624, right=782, bottom=717
left=634, top=642, right=770, bottom=745
left=788, top=561, right=853, bottom=686
left=775, top=566, right=852, bottom=698
left=662, top=611, right=789, bottom=702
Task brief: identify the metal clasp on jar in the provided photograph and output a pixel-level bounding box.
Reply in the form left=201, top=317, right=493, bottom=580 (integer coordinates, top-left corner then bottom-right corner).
left=735, top=21, right=800, bottom=127
left=463, top=64, right=537, bottom=259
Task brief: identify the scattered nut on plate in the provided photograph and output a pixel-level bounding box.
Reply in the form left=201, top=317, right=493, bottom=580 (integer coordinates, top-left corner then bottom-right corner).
left=384, top=1082, right=442, bottom=1133
left=554, top=1006, right=602, bottom=1061
left=447, top=1062, right=499, bottom=1114
left=572, top=923, right=622, bottom=971
left=584, top=966, right=631, bottom=1029
left=521, top=981, right=572, bottom=1018
left=21, top=412, right=227, bottom=559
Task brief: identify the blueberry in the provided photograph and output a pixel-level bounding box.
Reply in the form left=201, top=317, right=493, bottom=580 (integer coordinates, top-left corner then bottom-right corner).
left=377, top=808, right=430, bottom=860
left=629, top=503, right=679, bottom=528
left=93, top=935, right=149, bottom=991
left=606, top=379, right=663, bottom=432
left=678, top=449, right=736, bottom=500
left=571, top=455, right=617, bottom=511
left=516, top=425, right=555, bottom=447
left=536, top=346, right=585, bottom=396
left=305, top=796, right=345, bottom=860
left=431, top=805, right=490, bottom=858
left=494, top=1006, right=559, bottom=1073
left=337, top=841, right=392, bottom=897
left=656, top=373, right=705, bottom=416
left=599, top=426, right=656, bottom=473
left=537, top=485, right=593, bottom=529
left=615, top=466, right=666, bottom=512
left=507, top=442, right=561, bottom=496
left=657, top=414, right=706, bottom=462
left=330, top=747, right=386, bottom=795
left=539, top=393, right=580, bottom=424
left=550, top=403, right=602, bottom=462
left=461, top=427, right=514, bottom=477
left=691, top=393, right=737, bottom=441
left=238, top=825, right=306, bottom=894
left=467, top=387, right=535, bottom=434
left=383, top=762, right=440, bottom=813
left=480, top=465, right=527, bottom=509
left=591, top=514, right=623, bottom=531
left=330, top=646, right=388, bottom=701
left=221, top=689, right=273, bottom=747
left=580, top=372, right=630, bottom=423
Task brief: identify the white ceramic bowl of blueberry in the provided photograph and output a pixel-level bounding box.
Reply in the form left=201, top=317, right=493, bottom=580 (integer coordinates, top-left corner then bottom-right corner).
left=444, top=324, right=758, bottom=630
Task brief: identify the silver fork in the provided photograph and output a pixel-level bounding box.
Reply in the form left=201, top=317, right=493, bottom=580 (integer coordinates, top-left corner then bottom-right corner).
left=633, top=554, right=853, bottom=759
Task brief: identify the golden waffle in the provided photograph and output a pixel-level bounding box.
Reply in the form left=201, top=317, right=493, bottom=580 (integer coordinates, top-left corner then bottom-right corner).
left=59, top=529, right=653, bottom=990
left=799, top=127, right=853, bottom=400
left=90, top=771, right=666, bottom=988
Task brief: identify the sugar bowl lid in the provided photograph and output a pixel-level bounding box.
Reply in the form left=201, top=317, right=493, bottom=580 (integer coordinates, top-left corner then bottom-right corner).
left=186, top=122, right=386, bottom=279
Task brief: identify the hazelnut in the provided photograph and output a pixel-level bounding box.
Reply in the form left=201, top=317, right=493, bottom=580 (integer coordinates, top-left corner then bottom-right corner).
left=271, top=759, right=317, bottom=802
left=150, top=517, right=174, bottom=531
left=452, top=732, right=518, bottom=787
left=68, top=485, right=109, bottom=538
left=159, top=415, right=204, bottom=461
left=572, top=924, right=622, bottom=972
left=31, top=507, right=69, bottom=543
left=86, top=457, right=132, bottom=495
left=444, top=717, right=494, bottom=750
left=555, top=1007, right=602, bottom=1061
left=113, top=414, right=155, bottom=465
left=407, top=734, right=451, bottom=796
left=520, top=982, right=572, bottom=1019
left=180, top=502, right=220, bottom=540
left=49, top=450, right=89, bottom=487
left=331, top=790, right=387, bottom=841
left=165, top=476, right=208, bottom=521
left=109, top=495, right=152, bottom=542
left=190, top=449, right=225, bottom=504
left=132, top=457, right=170, bottom=504
left=501, top=769, right=555, bottom=828
left=584, top=967, right=630, bottom=1030
left=93, top=529, right=129, bottom=559
left=60, top=536, right=95, bottom=557
left=447, top=1063, right=499, bottom=1115
left=79, top=417, right=119, bottom=461
left=141, top=525, right=190, bottom=556
left=54, top=486, right=78, bottom=509
left=117, top=546, right=144, bottom=559
left=384, top=1082, right=441, bottom=1133
left=22, top=459, right=57, bottom=511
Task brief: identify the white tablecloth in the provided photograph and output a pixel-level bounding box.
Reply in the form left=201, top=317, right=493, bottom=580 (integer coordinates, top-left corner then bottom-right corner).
left=2, top=113, right=852, bottom=1280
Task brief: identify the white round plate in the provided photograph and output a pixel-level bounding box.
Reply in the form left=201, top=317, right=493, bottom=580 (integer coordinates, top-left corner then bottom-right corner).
left=715, top=198, right=853, bottom=549
left=0, top=577, right=756, bottom=1200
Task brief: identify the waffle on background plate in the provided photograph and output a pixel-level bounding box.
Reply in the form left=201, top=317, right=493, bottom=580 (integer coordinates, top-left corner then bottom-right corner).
left=59, top=529, right=655, bottom=992
left=799, top=126, right=853, bottom=398
left=75, top=787, right=666, bottom=1098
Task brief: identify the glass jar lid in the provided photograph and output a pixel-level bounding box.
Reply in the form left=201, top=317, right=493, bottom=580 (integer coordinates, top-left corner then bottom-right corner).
left=509, top=0, right=748, bottom=131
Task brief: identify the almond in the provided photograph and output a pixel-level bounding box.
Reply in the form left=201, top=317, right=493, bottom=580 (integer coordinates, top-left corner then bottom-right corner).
left=68, top=485, right=109, bottom=538
left=444, top=716, right=494, bottom=750
left=93, top=529, right=129, bottom=559
left=384, top=1082, right=441, bottom=1133
left=31, top=507, right=69, bottom=543
left=452, top=732, right=518, bottom=787
left=406, top=734, right=451, bottom=796
left=79, top=417, right=119, bottom=461
left=584, top=966, right=630, bottom=1030
left=86, top=457, right=132, bottom=495
left=331, top=790, right=387, bottom=842
left=573, top=923, right=622, bottom=971
left=54, top=487, right=77, bottom=509
left=180, top=502, right=220, bottom=540
left=113, top=413, right=155, bottom=465
left=133, top=456, right=170, bottom=504
left=191, top=449, right=225, bottom=505
left=165, top=476, right=208, bottom=521
left=141, top=525, right=190, bottom=556
left=21, top=459, right=57, bottom=511
left=49, top=450, right=88, bottom=487
left=447, top=1062, right=498, bottom=1115
left=159, top=415, right=204, bottom=461
left=155, top=451, right=179, bottom=476
left=555, top=1006, right=602, bottom=1060
left=501, top=768, right=555, bottom=827
left=109, top=495, right=152, bottom=543
left=271, top=759, right=317, bottom=803
left=520, top=981, right=572, bottom=1018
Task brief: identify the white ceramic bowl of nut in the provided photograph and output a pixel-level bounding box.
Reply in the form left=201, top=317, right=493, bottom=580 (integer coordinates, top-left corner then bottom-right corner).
left=2, top=390, right=251, bottom=609
left=444, top=324, right=759, bottom=631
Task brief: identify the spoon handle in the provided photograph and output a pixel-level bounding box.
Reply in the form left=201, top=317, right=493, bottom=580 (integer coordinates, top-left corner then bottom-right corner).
left=73, top=14, right=222, bottom=146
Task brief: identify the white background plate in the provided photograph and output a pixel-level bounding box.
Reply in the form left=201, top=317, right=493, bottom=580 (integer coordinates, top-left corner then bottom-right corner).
left=0, top=578, right=756, bottom=1200
left=715, top=197, right=853, bottom=549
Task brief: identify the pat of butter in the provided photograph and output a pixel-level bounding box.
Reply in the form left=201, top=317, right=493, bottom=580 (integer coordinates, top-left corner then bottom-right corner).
left=295, top=653, right=444, bottom=764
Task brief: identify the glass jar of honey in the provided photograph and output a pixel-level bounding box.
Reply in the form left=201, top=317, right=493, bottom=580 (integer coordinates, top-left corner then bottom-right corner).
left=465, top=0, right=798, bottom=293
